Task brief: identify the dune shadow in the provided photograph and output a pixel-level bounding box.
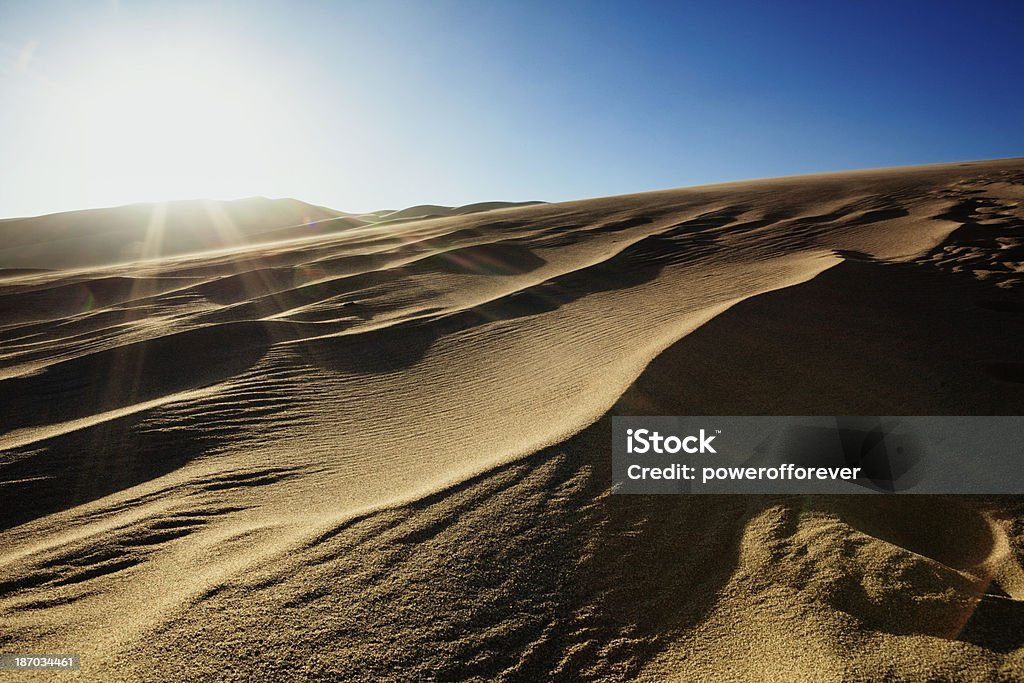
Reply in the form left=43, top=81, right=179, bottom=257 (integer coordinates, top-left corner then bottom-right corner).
left=976, top=299, right=1024, bottom=314
left=0, top=410, right=225, bottom=531
left=300, top=233, right=676, bottom=375
left=0, top=276, right=183, bottom=326
left=983, top=362, right=1024, bottom=384
left=0, top=321, right=273, bottom=434
left=297, top=322, right=441, bottom=374
left=0, top=369, right=304, bottom=531
left=846, top=207, right=909, bottom=225
left=610, top=226, right=1024, bottom=646
left=819, top=496, right=996, bottom=571
left=959, top=594, right=1024, bottom=652
left=406, top=242, right=547, bottom=277
left=584, top=214, right=655, bottom=234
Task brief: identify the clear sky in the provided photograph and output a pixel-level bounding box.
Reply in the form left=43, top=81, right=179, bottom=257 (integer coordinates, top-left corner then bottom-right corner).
left=1, top=0, right=1021, bottom=218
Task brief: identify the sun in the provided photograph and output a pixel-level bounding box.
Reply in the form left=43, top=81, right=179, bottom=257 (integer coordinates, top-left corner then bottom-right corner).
left=63, top=37, right=293, bottom=204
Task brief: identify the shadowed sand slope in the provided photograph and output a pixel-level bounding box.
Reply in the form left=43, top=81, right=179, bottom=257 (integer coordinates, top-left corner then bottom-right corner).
left=2, top=159, right=1024, bottom=680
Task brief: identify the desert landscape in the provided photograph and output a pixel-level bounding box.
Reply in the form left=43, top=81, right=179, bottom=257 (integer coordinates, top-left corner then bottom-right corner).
left=1, top=159, right=1023, bottom=680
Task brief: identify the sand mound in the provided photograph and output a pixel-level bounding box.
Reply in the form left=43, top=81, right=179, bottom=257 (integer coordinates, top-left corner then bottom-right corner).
left=0, top=198, right=544, bottom=273
left=377, top=200, right=545, bottom=222
left=0, top=197, right=346, bottom=270
left=2, top=159, right=1024, bottom=680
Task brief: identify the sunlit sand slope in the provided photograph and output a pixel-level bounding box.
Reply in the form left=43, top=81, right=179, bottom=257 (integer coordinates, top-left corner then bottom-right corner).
left=2, top=159, right=1024, bottom=681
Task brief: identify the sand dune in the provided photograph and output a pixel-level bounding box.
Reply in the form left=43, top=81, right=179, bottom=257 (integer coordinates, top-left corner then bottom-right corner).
left=0, top=198, right=546, bottom=273
left=2, top=159, right=1024, bottom=680
left=373, top=200, right=546, bottom=223
left=0, top=197, right=346, bottom=271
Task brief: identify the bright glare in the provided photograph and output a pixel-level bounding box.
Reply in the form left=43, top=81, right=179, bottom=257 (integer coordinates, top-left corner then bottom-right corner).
left=61, top=39, right=296, bottom=205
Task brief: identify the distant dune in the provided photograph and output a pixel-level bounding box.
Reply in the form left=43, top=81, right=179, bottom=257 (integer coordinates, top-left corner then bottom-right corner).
left=379, top=200, right=546, bottom=222
left=1, top=160, right=1024, bottom=680
left=0, top=198, right=544, bottom=271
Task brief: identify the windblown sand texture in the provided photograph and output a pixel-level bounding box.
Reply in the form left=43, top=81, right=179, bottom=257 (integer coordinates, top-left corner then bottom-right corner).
left=2, top=160, right=1024, bottom=681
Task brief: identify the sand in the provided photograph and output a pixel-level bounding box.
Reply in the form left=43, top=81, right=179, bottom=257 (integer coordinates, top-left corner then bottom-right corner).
left=1, top=159, right=1023, bottom=681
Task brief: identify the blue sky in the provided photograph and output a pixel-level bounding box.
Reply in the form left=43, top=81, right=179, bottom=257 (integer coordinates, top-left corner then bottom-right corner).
left=0, top=0, right=1021, bottom=217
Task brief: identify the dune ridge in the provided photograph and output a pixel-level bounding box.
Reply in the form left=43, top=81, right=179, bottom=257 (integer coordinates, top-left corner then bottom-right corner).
left=0, top=198, right=546, bottom=272
left=2, top=159, right=1024, bottom=680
